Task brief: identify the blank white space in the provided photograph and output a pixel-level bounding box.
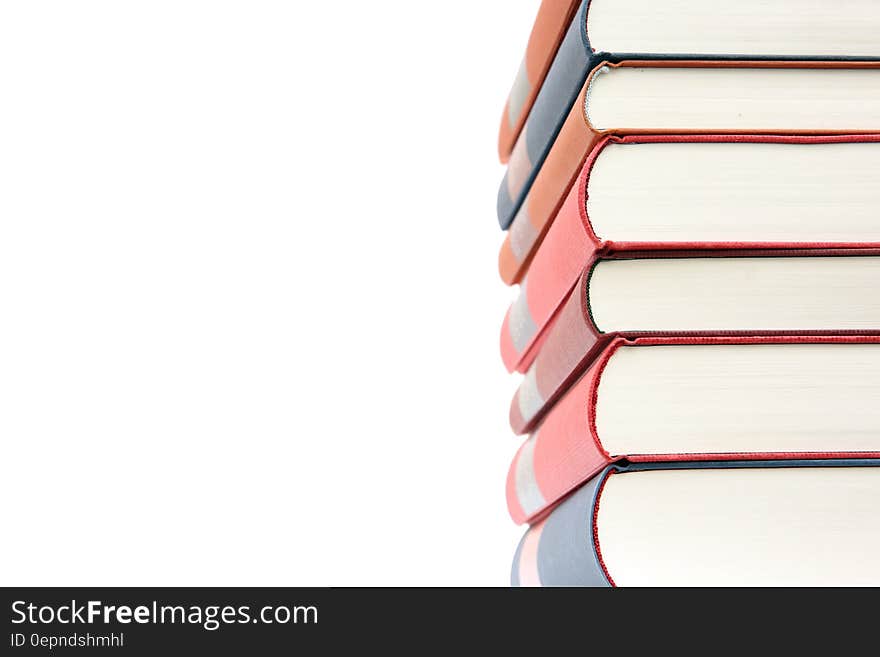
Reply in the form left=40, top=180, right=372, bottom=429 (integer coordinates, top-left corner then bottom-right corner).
left=0, top=1, right=526, bottom=586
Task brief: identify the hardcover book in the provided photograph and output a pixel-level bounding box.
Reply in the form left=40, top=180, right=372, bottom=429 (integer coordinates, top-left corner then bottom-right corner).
left=500, top=134, right=880, bottom=375
left=498, top=62, right=880, bottom=284
left=512, top=460, right=880, bottom=586
left=498, top=0, right=582, bottom=163
left=497, top=0, right=880, bottom=231
left=506, top=337, right=880, bottom=524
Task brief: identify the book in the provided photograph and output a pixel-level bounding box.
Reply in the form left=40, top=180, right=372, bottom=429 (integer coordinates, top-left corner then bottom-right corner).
left=506, top=337, right=880, bottom=524
left=512, top=460, right=880, bottom=586
left=498, top=0, right=582, bottom=163
left=498, top=61, right=880, bottom=284
left=496, top=0, right=880, bottom=232
left=507, top=254, right=880, bottom=430
left=585, top=0, right=879, bottom=58
left=500, top=133, right=880, bottom=375
left=503, top=250, right=880, bottom=376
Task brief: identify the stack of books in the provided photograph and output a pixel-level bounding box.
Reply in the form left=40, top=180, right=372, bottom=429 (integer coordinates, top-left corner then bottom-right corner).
left=496, top=0, right=880, bottom=586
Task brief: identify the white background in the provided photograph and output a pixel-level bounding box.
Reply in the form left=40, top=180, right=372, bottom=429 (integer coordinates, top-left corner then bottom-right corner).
left=0, top=1, right=534, bottom=585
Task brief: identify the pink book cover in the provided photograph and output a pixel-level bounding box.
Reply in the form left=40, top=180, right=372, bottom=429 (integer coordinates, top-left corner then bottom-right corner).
left=500, top=134, right=880, bottom=377
left=506, top=335, right=880, bottom=525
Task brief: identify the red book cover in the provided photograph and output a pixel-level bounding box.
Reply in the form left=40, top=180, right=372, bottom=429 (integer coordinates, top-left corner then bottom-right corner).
left=498, top=60, right=880, bottom=287
left=500, top=133, right=880, bottom=376
left=506, top=335, right=880, bottom=525
left=510, top=249, right=880, bottom=435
